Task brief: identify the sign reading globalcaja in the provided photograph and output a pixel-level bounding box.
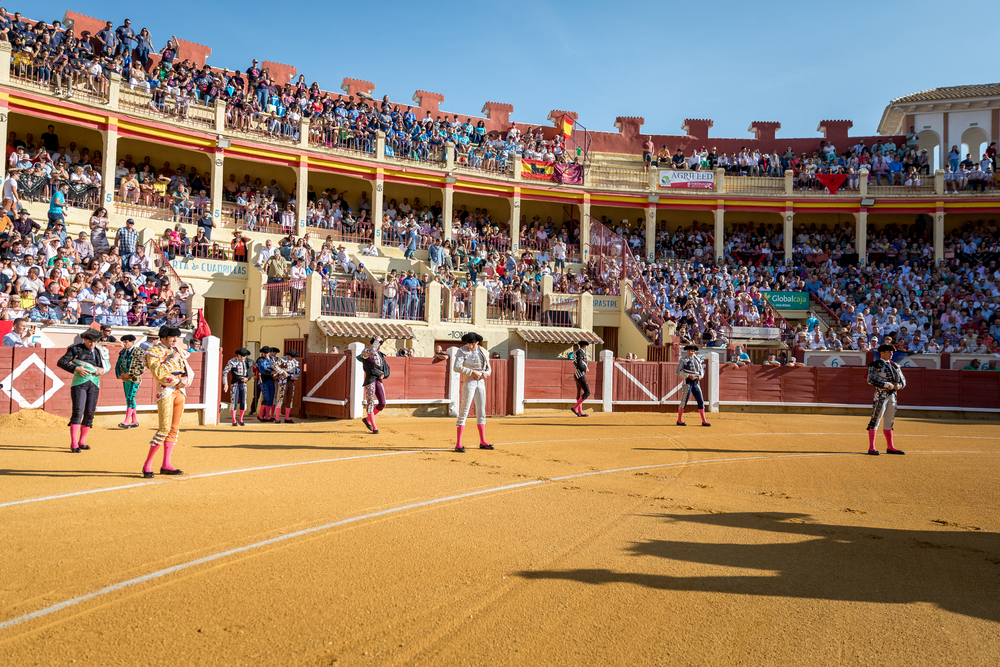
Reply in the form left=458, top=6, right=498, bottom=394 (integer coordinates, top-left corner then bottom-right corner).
left=170, top=258, right=248, bottom=279
left=658, top=170, right=715, bottom=189
left=762, top=291, right=810, bottom=310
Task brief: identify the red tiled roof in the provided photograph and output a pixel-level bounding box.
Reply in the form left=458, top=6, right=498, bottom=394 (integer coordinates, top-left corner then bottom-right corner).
left=891, top=83, right=1000, bottom=104
left=516, top=328, right=602, bottom=345
left=317, top=319, right=414, bottom=340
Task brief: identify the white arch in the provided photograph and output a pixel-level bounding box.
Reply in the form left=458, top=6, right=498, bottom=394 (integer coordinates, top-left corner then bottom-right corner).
left=917, top=129, right=941, bottom=171
left=961, top=127, right=989, bottom=162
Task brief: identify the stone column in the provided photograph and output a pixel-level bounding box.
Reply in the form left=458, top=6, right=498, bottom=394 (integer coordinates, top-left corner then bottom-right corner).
left=295, top=156, right=308, bottom=235
left=375, top=130, right=386, bottom=162
left=472, top=285, right=488, bottom=327
left=934, top=204, right=944, bottom=264
left=509, top=187, right=521, bottom=253
left=934, top=169, right=945, bottom=196
left=372, top=168, right=384, bottom=248
left=713, top=203, right=724, bottom=263
left=0, top=42, right=11, bottom=84
left=106, top=72, right=121, bottom=108
left=513, top=154, right=522, bottom=181
left=644, top=203, right=657, bottom=261
left=299, top=118, right=309, bottom=149
left=784, top=206, right=794, bottom=264
left=579, top=196, right=591, bottom=264
left=859, top=168, right=869, bottom=197
left=101, top=120, right=119, bottom=209
left=714, top=167, right=725, bottom=194
left=855, top=210, right=867, bottom=260
left=305, top=271, right=323, bottom=321
left=445, top=142, right=455, bottom=170
left=214, top=99, right=225, bottom=133
left=784, top=169, right=794, bottom=195
left=442, top=182, right=454, bottom=242
left=425, top=281, right=442, bottom=326
left=211, top=148, right=224, bottom=227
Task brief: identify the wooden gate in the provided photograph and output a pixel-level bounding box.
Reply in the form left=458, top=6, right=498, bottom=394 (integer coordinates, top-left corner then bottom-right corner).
left=302, top=352, right=350, bottom=418
left=483, top=359, right=512, bottom=416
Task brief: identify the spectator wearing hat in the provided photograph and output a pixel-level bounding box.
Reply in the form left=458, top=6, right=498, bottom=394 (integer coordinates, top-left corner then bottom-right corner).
left=56, top=328, right=111, bottom=453
left=142, top=325, right=193, bottom=478
left=272, top=349, right=302, bottom=424
left=676, top=344, right=711, bottom=427
left=453, top=332, right=493, bottom=452
left=115, top=333, right=145, bottom=428
left=222, top=348, right=253, bottom=426
left=865, top=344, right=906, bottom=455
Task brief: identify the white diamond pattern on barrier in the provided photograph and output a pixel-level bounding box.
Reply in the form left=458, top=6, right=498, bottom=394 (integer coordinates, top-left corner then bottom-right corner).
left=0, top=353, right=65, bottom=409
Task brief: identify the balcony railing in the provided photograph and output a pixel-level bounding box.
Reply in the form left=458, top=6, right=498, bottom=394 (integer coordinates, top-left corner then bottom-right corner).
left=263, top=280, right=306, bottom=318
left=321, top=280, right=378, bottom=318
left=118, top=86, right=215, bottom=130
left=487, top=290, right=542, bottom=326
left=9, top=61, right=108, bottom=104
left=589, top=164, right=649, bottom=191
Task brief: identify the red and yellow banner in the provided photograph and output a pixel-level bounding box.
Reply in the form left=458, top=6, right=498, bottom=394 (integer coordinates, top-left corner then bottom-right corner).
left=521, top=158, right=555, bottom=180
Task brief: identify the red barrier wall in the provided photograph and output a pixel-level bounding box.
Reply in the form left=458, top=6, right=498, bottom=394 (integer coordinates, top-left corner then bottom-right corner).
left=719, top=365, right=1000, bottom=411
left=0, top=347, right=206, bottom=417
left=523, top=360, right=602, bottom=403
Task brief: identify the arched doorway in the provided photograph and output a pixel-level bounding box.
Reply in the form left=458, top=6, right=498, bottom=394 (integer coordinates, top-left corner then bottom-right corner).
left=917, top=130, right=941, bottom=171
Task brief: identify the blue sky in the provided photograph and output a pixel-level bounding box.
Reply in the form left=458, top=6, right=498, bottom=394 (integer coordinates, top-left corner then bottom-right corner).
left=25, top=0, right=1000, bottom=139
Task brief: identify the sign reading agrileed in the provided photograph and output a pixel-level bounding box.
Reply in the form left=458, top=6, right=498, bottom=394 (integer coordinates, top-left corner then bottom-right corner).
left=658, top=170, right=715, bottom=189
left=170, top=259, right=248, bottom=280
left=762, top=291, right=810, bottom=310
left=593, top=296, right=620, bottom=311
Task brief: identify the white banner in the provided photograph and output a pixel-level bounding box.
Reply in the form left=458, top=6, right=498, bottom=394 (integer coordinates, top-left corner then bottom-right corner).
left=730, top=326, right=780, bottom=340
left=658, top=170, right=715, bottom=189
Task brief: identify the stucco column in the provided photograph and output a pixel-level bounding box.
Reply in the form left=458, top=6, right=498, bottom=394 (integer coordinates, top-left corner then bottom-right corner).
left=784, top=169, right=794, bottom=195
left=855, top=210, right=867, bottom=260
left=513, top=154, right=522, bottom=181
left=101, top=120, right=119, bottom=209
left=106, top=72, right=121, bottom=108
left=305, top=271, right=322, bottom=321
left=375, top=130, right=386, bottom=162
left=713, top=203, right=724, bottom=263
left=445, top=142, right=455, bottom=170
left=372, top=168, right=384, bottom=248
left=714, top=167, right=725, bottom=194
left=299, top=118, right=309, bottom=149
left=214, top=99, right=225, bottom=133
left=934, top=169, right=945, bottom=196
left=784, top=206, right=794, bottom=264
left=509, top=187, right=521, bottom=253
left=472, top=285, right=488, bottom=327
left=0, top=42, right=11, bottom=84
left=295, top=156, right=308, bottom=235
left=426, top=281, right=442, bottom=326
left=859, top=168, right=869, bottom=197
left=644, top=204, right=657, bottom=261
left=579, top=197, right=591, bottom=264
left=0, top=94, right=9, bottom=183
left=442, top=182, right=454, bottom=242
left=211, top=148, right=224, bottom=226
left=934, top=204, right=944, bottom=264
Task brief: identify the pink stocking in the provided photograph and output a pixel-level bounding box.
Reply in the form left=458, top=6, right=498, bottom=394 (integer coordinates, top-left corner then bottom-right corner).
left=79, top=426, right=90, bottom=447
left=883, top=429, right=897, bottom=451
left=231, top=410, right=238, bottom=424
left=456, top=425, right=465, bottom=448
left=70, top=424, right=81, bottom=450
left=477, top=423, right=488, bottom=446
left=162, top=441, right=176, bottom=471
left=284, top=408, right=291, bottom=421
left=677, top=407, right=685, bottom=423
left=868, top=429, right=877, bottom=451
left=144, top=444, right=161, bottom=473
left=238, top=409, right=245, bottom=423
left=698, top=409, right=707, bottom=424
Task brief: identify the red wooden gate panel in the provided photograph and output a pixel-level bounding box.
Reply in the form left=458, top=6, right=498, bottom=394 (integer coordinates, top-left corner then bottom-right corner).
left=484, top=359, right=511, bottom=416
left=302, top=352, right=350, bottom=418
left=779, top=366, right=817, bottom=403
left=718, top=365, right=750, bottom=402
left=815, top=367, right=851, bottom=404
left=403, top=357, right=450, bottom=400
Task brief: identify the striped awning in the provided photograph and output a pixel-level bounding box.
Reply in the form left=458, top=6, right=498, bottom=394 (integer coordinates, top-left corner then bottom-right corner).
left=316, top=318, right=415, bottom=340
left=516, top=328, right=603, bottom=345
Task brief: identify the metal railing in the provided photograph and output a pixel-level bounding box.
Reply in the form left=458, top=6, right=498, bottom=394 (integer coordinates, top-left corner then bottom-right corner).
left=723, top=175, right=785, bottom=195
left=305, top=219, right=375, bottom=245
left=262, top=280, right=306, bottom=318
left=118, top=86, right=215, bottom=129
left=308, top=124, right=376, bottom=157
left=544, top=295, right=579, bottom=327
left=453, top=145, right=513, bottom=177
left=320, top=280, right=378, bottom=318
left=486, top=290, right=542, bottom=326
left=379, top=283, right=426, bottom=321
left=589, top=164, right=648, bottom=190
left=225, top=108, right=301, bottom=144
left=9, top=59, right=109, bottom=104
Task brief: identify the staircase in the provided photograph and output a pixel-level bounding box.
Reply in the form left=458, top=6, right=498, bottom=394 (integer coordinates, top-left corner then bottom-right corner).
left=808, top=294, right=839, bottom=331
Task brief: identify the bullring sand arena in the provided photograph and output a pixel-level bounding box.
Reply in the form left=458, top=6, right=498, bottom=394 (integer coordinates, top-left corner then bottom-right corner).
left=2, top=410, right=999, bottom=666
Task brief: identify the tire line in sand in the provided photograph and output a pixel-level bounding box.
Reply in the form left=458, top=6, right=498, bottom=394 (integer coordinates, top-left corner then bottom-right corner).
left=2, top=448, right=997, bottom=633
left=3, top=431, right=999, bottom=511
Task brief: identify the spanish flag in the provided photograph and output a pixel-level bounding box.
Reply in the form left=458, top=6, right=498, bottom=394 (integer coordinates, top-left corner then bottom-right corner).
left=521, top=158, right=555, bottom=180
left=560, top=115, right=574, bottom=141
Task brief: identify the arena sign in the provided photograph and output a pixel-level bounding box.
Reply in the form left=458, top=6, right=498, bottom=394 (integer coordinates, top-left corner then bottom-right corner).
left=658, top=170, right=715, bottom=189
left=729, top=326, right=780, bottom=340
left=762, top=291, right=810, bottom=310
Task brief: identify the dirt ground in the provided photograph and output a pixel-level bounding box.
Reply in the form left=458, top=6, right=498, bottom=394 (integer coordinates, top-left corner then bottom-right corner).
left=1, top=410, right=998, bottom=667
